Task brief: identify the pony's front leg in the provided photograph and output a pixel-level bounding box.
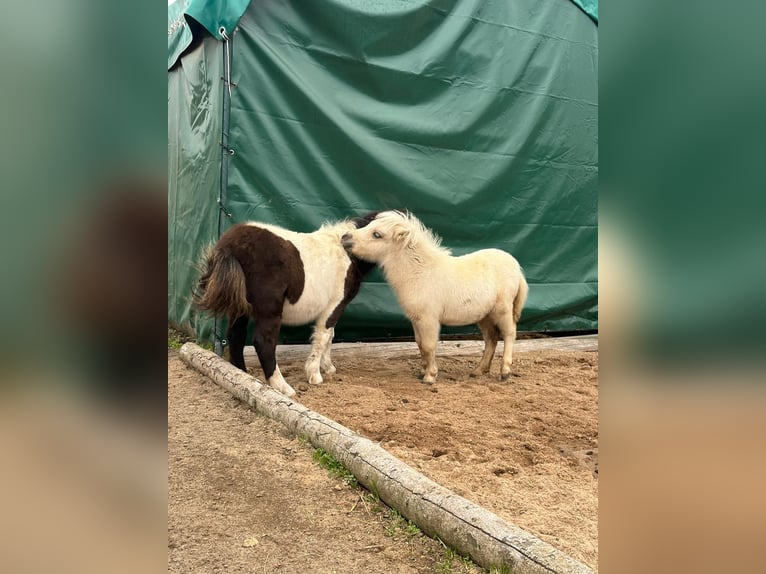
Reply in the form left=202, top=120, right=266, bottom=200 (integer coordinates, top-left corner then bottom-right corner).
left=319, top=327, right=337, bottom=376
left=252, top=316, right=296, bottom=398
left=413, top=318, right=440, bottom=384
left=305, top=325, right=334, bottom=385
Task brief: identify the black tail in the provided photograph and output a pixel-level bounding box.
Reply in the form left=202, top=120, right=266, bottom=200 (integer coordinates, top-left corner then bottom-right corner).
left=192, top=247, right=250, bottom=318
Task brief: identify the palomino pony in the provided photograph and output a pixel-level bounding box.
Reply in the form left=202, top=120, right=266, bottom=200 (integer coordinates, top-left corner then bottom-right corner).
left=342, top=210, right=528, bottom=383
left=193, top=214, right=377, bottom=397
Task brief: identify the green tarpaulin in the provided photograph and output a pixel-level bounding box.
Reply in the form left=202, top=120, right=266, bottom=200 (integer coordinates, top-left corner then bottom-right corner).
left=168, top=0, right=598, bottom=344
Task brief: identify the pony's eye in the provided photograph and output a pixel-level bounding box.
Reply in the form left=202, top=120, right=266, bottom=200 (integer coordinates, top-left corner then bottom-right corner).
left=372, top=231, right=382, bottom=239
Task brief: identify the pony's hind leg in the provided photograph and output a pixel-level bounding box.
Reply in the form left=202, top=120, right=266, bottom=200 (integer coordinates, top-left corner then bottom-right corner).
left=252, top=315, right=296, bottom=398
left=226, top=315, right=249, bottom=371
left=306, top=325, right=334, bottom=385
left=471, top=317, right=499, bottom=377
left=413, top=317, right=440, bottom=384
left=494, top=310, right=518, bottom=381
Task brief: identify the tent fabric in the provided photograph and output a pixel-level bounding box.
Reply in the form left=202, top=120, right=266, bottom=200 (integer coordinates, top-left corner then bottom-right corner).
left=168, top=0, right=250, bottom=69
left=168, top=0, right=598, bottom=343
left=167, top=0, right=194, bottom=70
left=571, top=0, right=598, bottom=23
left=168, top=32, right=225, bottom=333
left=184, top=0, right=251, bottom=38
left=168, top=0, right=598, bottom=68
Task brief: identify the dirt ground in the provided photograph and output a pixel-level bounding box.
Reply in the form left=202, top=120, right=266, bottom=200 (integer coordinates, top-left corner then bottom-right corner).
left=168, top=351, right=485, bottom=574
left=168, top=344, right=598, bottom=572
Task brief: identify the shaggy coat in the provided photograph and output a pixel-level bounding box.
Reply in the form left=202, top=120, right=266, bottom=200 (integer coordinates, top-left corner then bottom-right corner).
left=194, top=214, right=377, bottom=397
left=342, top=210, right=528, bottom=383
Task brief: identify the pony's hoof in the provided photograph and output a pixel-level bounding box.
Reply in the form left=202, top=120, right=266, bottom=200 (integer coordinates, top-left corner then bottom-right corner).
left=500, top=372, right=511, bottom=381
left=322, top=364, right=337, bottom=376
left=309, top=373, right=324, bottom=385
left=275, top=383, right=296, bottom=398
left=422, top=375, right=436, bottom=384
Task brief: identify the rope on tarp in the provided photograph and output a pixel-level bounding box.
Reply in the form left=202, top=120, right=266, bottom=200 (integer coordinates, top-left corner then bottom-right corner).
left=214, top=25, right=235, bottom=357
left=220, top=27, right=236, bottom=97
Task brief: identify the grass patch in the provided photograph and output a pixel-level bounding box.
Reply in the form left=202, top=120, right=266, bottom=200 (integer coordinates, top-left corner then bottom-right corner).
left=168, top=327, right=188, bottom=350
left=359, top=491, right=384, bottom=514
left=311, top=448, right=358, bottom=488
left=434, top=546, right=475, bottom=573
left=168, top=326, right=215, bottom=351
left=383, top=507, right=423, bottom=541
left=369, top=477, right=380, bottom=500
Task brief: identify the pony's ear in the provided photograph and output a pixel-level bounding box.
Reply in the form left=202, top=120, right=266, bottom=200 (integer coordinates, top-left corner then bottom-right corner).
left=393, top=223, right=411, bottom=243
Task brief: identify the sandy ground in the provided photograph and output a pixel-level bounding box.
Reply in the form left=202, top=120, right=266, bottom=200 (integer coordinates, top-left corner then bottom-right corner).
left=168, top=352, right=485, bottom=574
left=168, top=342, right=598, bottom=571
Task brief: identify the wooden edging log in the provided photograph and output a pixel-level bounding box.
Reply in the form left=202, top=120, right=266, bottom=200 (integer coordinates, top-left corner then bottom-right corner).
left=179, top=342, right=595, bottom=574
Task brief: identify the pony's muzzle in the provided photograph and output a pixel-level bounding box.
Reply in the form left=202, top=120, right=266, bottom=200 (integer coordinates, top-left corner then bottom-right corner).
left=341, top=233, right=354, bottom=251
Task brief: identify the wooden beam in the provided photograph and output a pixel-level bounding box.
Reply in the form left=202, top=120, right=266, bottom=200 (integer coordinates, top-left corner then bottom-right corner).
left=244, top=335, right=599, bottom=363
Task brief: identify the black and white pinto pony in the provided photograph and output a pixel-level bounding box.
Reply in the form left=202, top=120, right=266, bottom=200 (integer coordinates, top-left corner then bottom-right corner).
left=342, top=210, right=528, bottom=383
left=193, top=214, right=377, bottom=397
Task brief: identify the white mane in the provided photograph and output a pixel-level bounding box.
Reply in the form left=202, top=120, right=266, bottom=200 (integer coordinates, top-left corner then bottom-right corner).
left=376, top=211, right=452, bottom=257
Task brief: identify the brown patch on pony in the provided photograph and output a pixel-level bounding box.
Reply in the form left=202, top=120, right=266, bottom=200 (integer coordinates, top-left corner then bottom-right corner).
left=325, top=260, right=369, bottom=328
left=351, top=211, right=382, bottom=229
left=324, top=212, right=379, bottom=328
left=193, top=224, right=305, bottom=320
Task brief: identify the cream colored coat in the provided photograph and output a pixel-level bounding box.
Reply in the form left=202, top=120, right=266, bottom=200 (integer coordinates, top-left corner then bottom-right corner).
left=343, top=211, right=528, bottom=383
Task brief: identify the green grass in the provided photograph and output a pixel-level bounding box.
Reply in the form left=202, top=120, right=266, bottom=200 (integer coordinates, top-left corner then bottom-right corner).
left=383, top=507, right=423, bottom=540
left=168, top=328, right=186, bottom=349
left=360, top=491, right=384, bottom=514
left=311, top=448, right=359, bottom=488
left=369, top=477, right=381, bottom=500
left=434, top=547, right=475, bottom=573
left=168, top=326, right=214, bottom=351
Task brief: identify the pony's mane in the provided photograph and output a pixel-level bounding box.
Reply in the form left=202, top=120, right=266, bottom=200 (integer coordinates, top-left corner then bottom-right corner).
left=319, top=211, right=381, bottom=235
left=376, top=210, right=451, bottom=256
left=318, top=220, right=357, bottom=234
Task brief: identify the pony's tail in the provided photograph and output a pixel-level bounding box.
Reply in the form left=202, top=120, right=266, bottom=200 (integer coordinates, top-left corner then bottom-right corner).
left=513, top=272, right=529, bottom=324
left=192, top=247, right=251, bottom=319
